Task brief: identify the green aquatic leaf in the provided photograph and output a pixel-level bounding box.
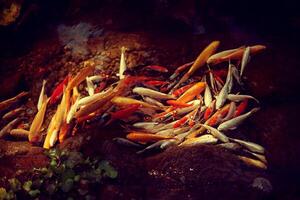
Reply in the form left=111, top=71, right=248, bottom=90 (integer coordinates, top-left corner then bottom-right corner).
left=28, top=189, right=40, bottom=197
left=8, top=178, right=21, bottom=192
left=98, top=161, right=118, bottom=179
left=22, top=181, right=32, bottom=192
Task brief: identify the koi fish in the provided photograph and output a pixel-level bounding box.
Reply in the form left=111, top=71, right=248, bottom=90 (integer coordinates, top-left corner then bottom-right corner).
left=238, top=155, right=267, bottom=170
left=106, top=104, right=140, bottom=125
left=86, top=77, right=95, bottom=96
left=221, top=45, right=266, bottom=61
left=37, top=79, right=47, bottom=110
left=204, top=83, right=212, bottom=107
left=133, top=87, right=175, bottom=100
left=207, top=47, right=244, bottom=65
left=230, top=138, right=265, bottom=154
left=144, top=65, right=168, bottom=73
left=113, top=137, right=144, bottom=148
left=29, top=98, right=49, bottom=143
left=67, top=61, right=95, bottom=91
left=111, top=96, right=159, bottom=110
left=240, top=46, right=251, bottom=77
left=2, top=106, right=25, bottom=120
left=0, top=118, right=21, bottom=138
left=169, top=61, right=193, bottom=80
left=176, top=82, right=206, bottom=103
left=200, top=124, right=229, bottom=143
left=172, top=83, right=194, bottom=97
left=49, top=75, right=69, bottom=104
left=227, top=94, right=259, bottom=103
left=0, top=91, right=29, bottom=112
left=10, top=128, right=29, bottom=140
left=174, top=41, right=220, bottom=89
left=144, top=80, right=169, bottom=87
left=180, top=134, right=218, bottom=146
left=119, top=47, right=127, bottom=79
left=126, top=132, right=173, bottom=143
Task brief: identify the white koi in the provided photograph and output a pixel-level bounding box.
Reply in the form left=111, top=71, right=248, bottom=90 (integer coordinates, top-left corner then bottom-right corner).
left=86, top=77, right=95, bottom=96
left=67, top=96, right=80, bottom=124
left=37, top=79, right=47, bottom=111
left=133, top=87, right=175, bottom=100
left=119, top=46, right=126, bottom=79
left=217, top=107, right=259, bottom=131
left=227, top=94, right=259, bottom=103
left=204, top=83, right=212, bottom=107
left=220, top=102, right=236, bottom=122
left=231, top=138, right=265, bottom=154
left=200, top=124, right=229, bottom=143
left=240, top=46, right=251, bottom=77
left=215, top=64, right=232, bottom=109
left=180, top=134, right=218, bottom=146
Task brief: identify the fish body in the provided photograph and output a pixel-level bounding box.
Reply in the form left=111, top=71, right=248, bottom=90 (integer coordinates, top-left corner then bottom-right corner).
left=49, top=75, right=69, bottom=104
left=180, top=134, right=218, bottom=146
left=0, top=91, right=29, bottom=112
left=204, top=83, right=212, bottom=107
left=144, top=65, right=168, bottom=73
left=126, top=132, right=173, bottom=143
left=200, top=124, right=229, bottom=143
left=119, top=47, right=126, bottom=79
left=176, top=82, right=206, bottom=103
left=240, top=47, right=251, bottom=76
left=37, top=79, right=47, bottom=110
left=231, top=138, right=265, bottom=154
left=2, top=107, right=25, bottom=120
left=218, top=107, right=259, bottom=131
left=133, top=87, right=175, bottom=100
left=175, top=41, right=220, bottom=88
left=29, top=98, right=49, bottom=143
left=227, top=94, right=259, bottom=103
left=86, top=77, right=95, bottom=96
left=0, top=118, right=21, bottom=138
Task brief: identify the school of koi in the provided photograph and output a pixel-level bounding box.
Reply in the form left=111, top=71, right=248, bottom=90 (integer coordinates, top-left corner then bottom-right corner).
left=0, top=41, right=267, bottom=169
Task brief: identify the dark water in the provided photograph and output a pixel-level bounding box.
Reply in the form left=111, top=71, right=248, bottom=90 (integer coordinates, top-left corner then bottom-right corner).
left=1, top=0, right=300, bottom=199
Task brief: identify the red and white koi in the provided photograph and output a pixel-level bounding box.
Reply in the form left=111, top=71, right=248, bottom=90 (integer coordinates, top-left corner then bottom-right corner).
left=204, top=100, right=216, bottom=120
left=143, top=96, right=166, bottom=109
left=106, top=104, right=140, bottom=125
left=220, top=101, right=236, bottom=122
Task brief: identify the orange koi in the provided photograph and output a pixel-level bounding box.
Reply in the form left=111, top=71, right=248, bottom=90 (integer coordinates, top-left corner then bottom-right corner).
left=126, top=132, right=172, bottom=143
